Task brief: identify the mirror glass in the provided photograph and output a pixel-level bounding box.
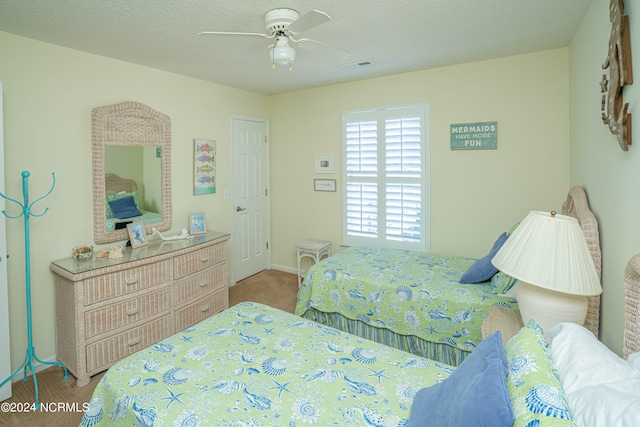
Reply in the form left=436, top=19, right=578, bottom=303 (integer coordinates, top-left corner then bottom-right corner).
left=92, top=102, right=172, bottom=244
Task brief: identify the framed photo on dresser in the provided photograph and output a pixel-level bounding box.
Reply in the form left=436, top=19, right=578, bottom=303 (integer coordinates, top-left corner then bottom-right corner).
left=126, top=222, right=148, bottom=248
left=190, top=212, right=207, bottom=235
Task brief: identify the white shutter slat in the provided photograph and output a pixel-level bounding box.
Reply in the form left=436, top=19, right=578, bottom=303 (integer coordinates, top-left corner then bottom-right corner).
left=386, top=117, right=421, bottom=178
left=386, top=183, right=421, bottom=243
left=346, top=182, right=378, bottom=238
left=346, top=120, right=378, bottom=177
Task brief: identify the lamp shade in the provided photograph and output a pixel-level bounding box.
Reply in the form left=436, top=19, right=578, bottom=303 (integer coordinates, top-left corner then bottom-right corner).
left=491, top=211, right=602, bottom=296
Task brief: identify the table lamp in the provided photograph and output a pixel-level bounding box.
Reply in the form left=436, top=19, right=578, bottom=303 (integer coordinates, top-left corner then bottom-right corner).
left=491, top=210, right=602, bottom=338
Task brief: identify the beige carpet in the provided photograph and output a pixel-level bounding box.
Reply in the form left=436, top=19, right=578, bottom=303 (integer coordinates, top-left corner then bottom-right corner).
left=0, top=269, right=298, bottom=427
left=0, top=367, right=105, bottom=427
left=229, top=268, right=298, bottom=313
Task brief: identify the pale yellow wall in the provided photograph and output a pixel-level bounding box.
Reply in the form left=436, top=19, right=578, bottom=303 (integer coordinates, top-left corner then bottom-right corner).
left=269, top=49, right=571, bottom=270
left=0, top=31, right=268, bottom=371
left=569, top=0, right=640, bottom=356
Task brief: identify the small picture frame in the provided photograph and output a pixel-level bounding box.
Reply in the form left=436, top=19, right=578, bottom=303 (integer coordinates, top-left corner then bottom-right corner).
left=126, top=222, right=148, bottom=248
left=314, top=179, right=337, bottom=192
left=190, top=212, right=207, bottom=235
left=314, top=155, right=335, bottom=174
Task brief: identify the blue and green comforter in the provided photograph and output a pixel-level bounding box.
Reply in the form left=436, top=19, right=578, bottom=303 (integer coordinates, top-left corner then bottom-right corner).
left=82, top=302, right=454, bottom=426
left=295, top=246, right=517, bottom=355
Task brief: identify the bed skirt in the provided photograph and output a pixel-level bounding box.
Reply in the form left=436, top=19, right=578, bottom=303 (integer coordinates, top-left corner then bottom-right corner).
left=300, top=308, right=470, bottom=366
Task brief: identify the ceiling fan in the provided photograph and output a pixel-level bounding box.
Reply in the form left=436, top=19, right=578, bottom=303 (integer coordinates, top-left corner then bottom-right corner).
left=199, top=8, right=349, bottom=70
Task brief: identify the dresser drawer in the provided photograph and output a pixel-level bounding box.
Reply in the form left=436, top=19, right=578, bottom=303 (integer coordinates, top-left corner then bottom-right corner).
left=173, top=264, right=227, bottom=306
left=174, top=288, right=228, bottom=332
left=83, top=260, right=172, bottom=306
left=84, top=287, right=171, bottom=339
left=173, top=241, right=226, bottom=280
left=86, top=315, right=171, bottom=373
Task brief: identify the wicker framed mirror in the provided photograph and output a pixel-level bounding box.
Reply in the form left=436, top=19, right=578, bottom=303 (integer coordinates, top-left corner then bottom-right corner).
left=92, top=102, right=172, bottom=244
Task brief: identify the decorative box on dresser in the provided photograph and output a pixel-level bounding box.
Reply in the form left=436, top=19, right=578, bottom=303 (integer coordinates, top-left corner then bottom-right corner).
left=50, top=231, right=230, bottom=387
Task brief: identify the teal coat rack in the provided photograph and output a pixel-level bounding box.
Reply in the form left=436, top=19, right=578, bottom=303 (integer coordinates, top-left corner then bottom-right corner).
left=0, top=171, right=68, bottom=408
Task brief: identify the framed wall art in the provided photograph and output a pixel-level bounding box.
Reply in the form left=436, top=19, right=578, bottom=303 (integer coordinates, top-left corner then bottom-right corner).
left=194, top=139, right=216, bottom=194
left=314, top=155, right=335, bottom=173
left=314, top=179, right=336, bottom=192
left=189, top=212, right=207, bottom=235
left=126, top=222, right=148, bottom=248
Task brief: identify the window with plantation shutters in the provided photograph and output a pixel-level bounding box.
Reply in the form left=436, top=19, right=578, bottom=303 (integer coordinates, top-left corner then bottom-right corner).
left=342, top=104, right=429, bottom=251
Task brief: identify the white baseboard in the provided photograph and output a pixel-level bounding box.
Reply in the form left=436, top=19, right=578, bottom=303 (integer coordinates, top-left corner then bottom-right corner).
left=270, top=264, right=296, bottom=275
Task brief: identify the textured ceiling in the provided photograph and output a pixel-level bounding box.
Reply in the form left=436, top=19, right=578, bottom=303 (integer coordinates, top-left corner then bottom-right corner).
left=0, top=0, right=592, bottom=95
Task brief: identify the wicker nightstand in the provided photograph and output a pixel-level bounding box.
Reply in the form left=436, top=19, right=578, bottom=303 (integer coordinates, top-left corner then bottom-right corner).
left=296, top=239, right=331, bottom=286
left=482, top=306, right=524, bottom=344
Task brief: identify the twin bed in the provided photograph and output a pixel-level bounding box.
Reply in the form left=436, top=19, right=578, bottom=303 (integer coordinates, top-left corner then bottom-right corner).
left=296, top=186, right=602, bottom=366
left=295, top=246, right=517, bottom=366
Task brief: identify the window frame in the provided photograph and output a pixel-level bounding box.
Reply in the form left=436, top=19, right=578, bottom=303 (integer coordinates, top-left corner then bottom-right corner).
left=341, top=103, right=430, bottom=252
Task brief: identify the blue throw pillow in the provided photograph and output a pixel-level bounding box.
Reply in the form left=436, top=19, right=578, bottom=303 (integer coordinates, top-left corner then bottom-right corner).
left=108, top=195, right=142, bottom=219
left=106, top=190, right=139, bottom=219
left=408, top=331, right=514, bottom=427
left=459, top=232, right=508, bottom=283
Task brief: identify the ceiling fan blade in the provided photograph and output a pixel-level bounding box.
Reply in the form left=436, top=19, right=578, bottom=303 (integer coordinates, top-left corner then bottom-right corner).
left=287, top=10, right=331, bottom=34
left=297, top=38, right=350, bottom=57
left=198, top=31, right=272, bottom=39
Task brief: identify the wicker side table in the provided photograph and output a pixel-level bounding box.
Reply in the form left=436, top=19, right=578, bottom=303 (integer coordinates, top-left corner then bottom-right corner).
left=482, top=306, right=524, bottom=344
left=296, top=239, right=331, bottom=286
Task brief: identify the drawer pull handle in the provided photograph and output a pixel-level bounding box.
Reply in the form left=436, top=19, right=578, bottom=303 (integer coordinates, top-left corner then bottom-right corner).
left=128, top=338, right=140, bottom=346
left=201, top=305, right=210, bottom=313
left=198, top=281, right=209, bottom=288
left=125, top=277, right=138, bottom=286
left=199, top=257, right=210, bottom=263
left=126, top=307, right=139, bottom=316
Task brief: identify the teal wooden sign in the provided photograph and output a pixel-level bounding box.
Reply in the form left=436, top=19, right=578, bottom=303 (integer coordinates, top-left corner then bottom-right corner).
left=450, top=121, right=498, bottom=150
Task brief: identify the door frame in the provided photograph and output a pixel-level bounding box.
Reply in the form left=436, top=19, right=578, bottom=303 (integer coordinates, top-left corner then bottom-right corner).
left=230, top=114, right=271, bottom=284
left=0, top=81, right=12, bottom=400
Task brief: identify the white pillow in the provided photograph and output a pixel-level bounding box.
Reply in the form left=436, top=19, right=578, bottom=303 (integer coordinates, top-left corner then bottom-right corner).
left=550, top=323, right=640, bottom=426
left=628, top=351, right=640, bottom=370
left=567, top=378, right=640, bottom=427
left=548, top=322, right=640, bottom=395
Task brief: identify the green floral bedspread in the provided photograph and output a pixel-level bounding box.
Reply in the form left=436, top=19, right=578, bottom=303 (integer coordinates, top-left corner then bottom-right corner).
left=82, top=302, right=454, bottom=427
left=295, top=246, right=517, bottom=353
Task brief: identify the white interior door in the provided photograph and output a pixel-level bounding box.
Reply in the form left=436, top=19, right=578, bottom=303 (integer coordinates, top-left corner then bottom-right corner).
left=0, top=81, right=12, bottom=401
left=232, top=116, right=270, bottom=282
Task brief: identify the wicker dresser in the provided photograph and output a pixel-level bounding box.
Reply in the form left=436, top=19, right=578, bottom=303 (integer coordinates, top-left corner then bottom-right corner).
left=50, top=231, right=230, bottom=387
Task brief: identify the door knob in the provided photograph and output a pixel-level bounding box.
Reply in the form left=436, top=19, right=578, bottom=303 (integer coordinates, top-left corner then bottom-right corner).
left=236, top=206, right=246, bottom=212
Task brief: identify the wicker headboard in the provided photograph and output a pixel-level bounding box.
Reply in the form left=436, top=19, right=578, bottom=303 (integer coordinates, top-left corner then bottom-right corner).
left=624, top=255, right=640, bottom=358
left=561, top=186, right=602, bottom=337
left=105, top=173, right=137, bottom=195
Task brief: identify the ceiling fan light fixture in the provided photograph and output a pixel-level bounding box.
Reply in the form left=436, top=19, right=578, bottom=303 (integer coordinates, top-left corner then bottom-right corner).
left=271, top=45, right=296, bottom=66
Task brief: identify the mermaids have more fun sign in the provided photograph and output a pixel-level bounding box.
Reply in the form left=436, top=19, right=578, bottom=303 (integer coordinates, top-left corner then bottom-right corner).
left=450, top=121, right=498, bottom=150
left=194, top=139, right=216, bottom=195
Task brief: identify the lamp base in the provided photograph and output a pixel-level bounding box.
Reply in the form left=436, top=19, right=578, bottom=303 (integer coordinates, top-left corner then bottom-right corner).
left=516, top=281, right=588, bottom=340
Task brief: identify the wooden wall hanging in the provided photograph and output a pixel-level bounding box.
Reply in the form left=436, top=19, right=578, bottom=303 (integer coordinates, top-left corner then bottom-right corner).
left=601, top=0, right=633, bottom=151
